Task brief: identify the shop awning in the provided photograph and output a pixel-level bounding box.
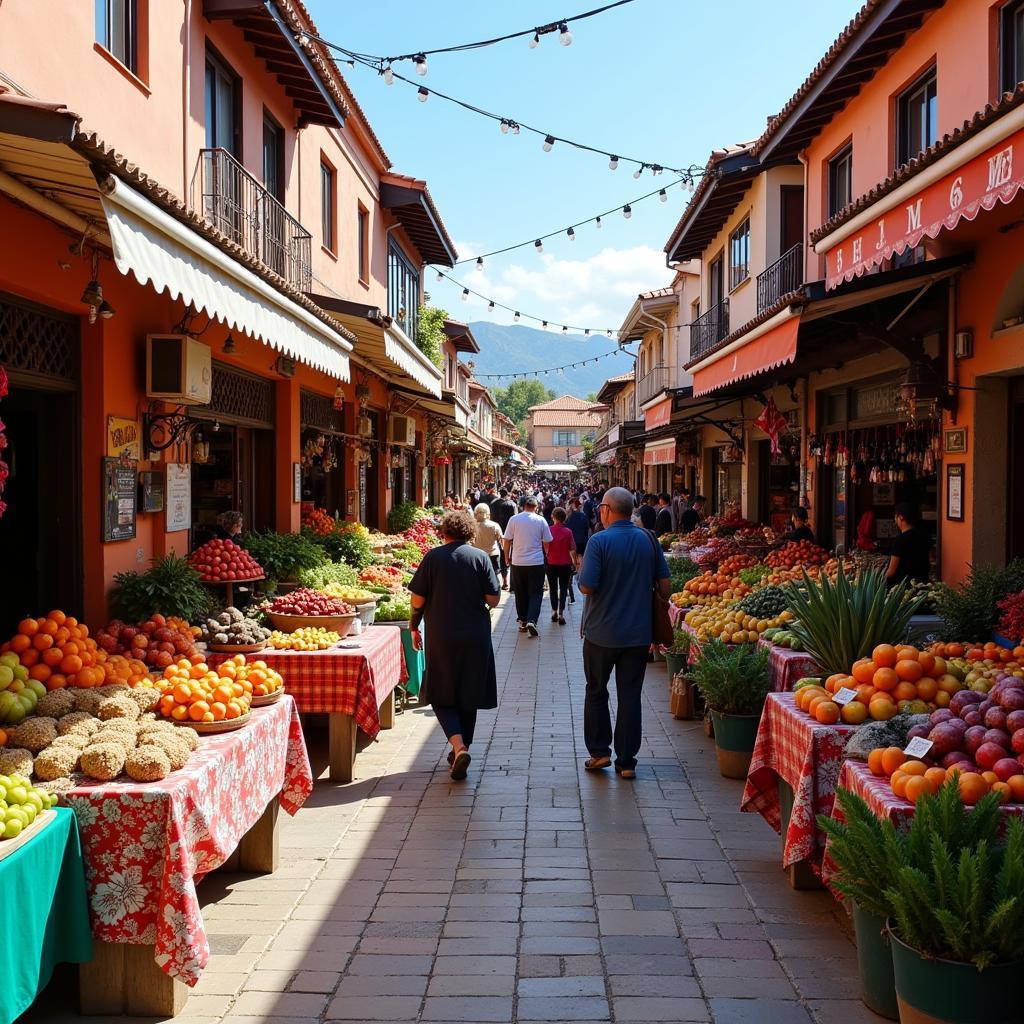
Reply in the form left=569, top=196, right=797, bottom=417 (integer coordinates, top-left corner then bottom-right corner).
left=534, top=463, right=578, bottom=473
left=644, top=396, right=673, bottom=431
left=817, top=113, right=1024, bottom=290
left=690, top=312, right=800, bottom=398
left=643, top=439, right=676, bottom=466
left=102, top=177, right=351, bottom=379
left=596, top=449, right=617, bottom=466
left=384, top=324, right=443, bottom=396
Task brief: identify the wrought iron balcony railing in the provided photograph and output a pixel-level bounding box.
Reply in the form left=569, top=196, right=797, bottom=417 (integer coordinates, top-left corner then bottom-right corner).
left=690, top=298, right=730, bottom=361
left=757, top=242, right=803, bottom=314
left=193, top=148, right=312, bottom=292
left=637, top=364, right=670, bottom=405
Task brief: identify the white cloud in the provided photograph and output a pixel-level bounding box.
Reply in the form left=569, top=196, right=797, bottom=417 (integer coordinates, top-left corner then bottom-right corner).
left=441, top=245, right=674, bottom=333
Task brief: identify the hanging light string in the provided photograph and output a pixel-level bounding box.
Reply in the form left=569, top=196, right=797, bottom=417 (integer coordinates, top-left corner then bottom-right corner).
left=311, top=0, right=638, bottom=68
left=474, top=346, right=633, bottom=380
left=309, top=43, right=697, bottom=177
left=439, top=268, right=625, bottom=336
left=452, top=176, right=694, bottom=268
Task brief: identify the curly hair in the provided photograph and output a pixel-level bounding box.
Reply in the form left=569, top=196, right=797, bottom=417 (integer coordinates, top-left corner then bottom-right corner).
left=440, top=509, right=477, bottom=542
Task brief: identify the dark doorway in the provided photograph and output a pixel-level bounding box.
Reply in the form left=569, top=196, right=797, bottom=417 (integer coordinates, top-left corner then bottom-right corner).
left=1010, top=378, right=1024, bottom=561
left=360, top=411, right=381, bottom=529
left=780, top=186, right=804, bottom=254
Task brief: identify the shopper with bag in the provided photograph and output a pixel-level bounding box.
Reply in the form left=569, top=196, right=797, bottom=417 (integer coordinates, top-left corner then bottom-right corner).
left=577, top=487, right=671, bottom=778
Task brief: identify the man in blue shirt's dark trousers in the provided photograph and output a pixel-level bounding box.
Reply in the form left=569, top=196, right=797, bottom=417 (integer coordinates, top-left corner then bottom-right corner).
left=578, top=487, right=671, bottom=779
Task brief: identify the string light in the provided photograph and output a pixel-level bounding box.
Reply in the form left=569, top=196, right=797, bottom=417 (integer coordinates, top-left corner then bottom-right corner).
left=559, top=21, right=573, bottom=45
left=514, top=312, right=521, bottom=322
left=633, top=166, right=644, bottom=179
left=417, top=86, right=429, bottom=102
left=488, top=300, right=495, bottom=311
left=476, top=256, right=484, bottom=270
left=659, top=189, right=667, bottom=202
left=474, top=346, right=634, bottom=380
left=414, top=53, right=428, bottom=75
left=542, top=135, right=555, bottom=152
left=534, top=239, right=544, bottom=254
left=529, top=32, right=540, bottom=48
left=461, top=287, right=469, bottom=301
left=595, top=216, right=602, bottom=229
left=382, top=64, right=394, bottom=85
left=566, top=227, right=575, bottom=241
left=622, top=204, right=632, bottom=219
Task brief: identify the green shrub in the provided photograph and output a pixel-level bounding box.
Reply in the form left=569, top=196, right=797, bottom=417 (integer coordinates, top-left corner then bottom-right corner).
left=303, top=526, right=372, bottom=569
left=936, top=559, right=1024, bottom=640
left=387, top=501, right=428, bottom=534
left=691, top=639, right=771, bottom=716
left=296, top=560, right=359, bottom=590
left=666, top=556, right=700, bottom=593
left=242, top=530, right=327, bottom=583
left=109, top=554, right=212, bottom=623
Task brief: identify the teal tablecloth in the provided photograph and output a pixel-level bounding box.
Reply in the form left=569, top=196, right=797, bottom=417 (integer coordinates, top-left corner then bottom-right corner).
left=6, top=806, right=91, bottom=1024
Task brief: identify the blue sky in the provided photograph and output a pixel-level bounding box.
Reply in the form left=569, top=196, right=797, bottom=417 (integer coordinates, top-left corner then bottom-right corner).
left=307, top=0, right=863, bottom=334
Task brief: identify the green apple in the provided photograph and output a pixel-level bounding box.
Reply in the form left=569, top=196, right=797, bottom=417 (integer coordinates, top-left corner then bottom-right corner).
left=5, top=807, right=27, bottom=825
left=0, top=653, right=18, bottom=670
left=3, top=818, right=22, bottom=839
left=11, top=664, right=27, bottom=682
left=0, top=666, right=13, bottom=690
left=25, top=679, right=45, bottom=698
left=4, top=701, right=27, bottom=724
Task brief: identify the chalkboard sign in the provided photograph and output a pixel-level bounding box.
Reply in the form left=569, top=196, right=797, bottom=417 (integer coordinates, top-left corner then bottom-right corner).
left=102, top=457, right=137, bottom=542
left=139, top=471, right=165, bottom=513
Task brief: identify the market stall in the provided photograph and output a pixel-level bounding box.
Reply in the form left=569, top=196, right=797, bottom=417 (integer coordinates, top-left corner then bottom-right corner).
left=757, top=637, right=823, bottom=693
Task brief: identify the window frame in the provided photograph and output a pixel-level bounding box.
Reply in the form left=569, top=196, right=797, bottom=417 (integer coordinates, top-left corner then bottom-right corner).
left=388, top=239, right=421, bottom=341
left=827, top=143, right=853, bottom=219
left=95, top=0, right=137, bottom=73
left=320, top=158, right=336, bottom=254
left=896, top=65, right=938, bottom=168
left=262, top=111, right=284, bottom=202
left=553, top=430, right=578, bottom=447
left=728, top=217, right=751, bottom=292
left=708, top=250, right=725, bottom=308
left=1001, top=0, right=1024, bottom=96
left=357, top=202, right=369, bottom=284
left=204, top=46, right=242, bottom=156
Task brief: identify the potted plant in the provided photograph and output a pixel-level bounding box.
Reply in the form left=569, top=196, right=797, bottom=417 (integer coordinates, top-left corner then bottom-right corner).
left=109, top=554, right=212, bottom=623
left=242, top=530, right=327, bottom=588
left=690, top=639, right=771, bottom=778
left=662, top=628, right=692, bottom=679
left=820, top=781, right=1023, bottom=1024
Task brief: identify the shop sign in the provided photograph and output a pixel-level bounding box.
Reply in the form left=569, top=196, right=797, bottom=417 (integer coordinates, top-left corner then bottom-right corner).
left=608, top=423, right=621, bottom=445
left=165, top=463, right=191, bottom=532
left=823, top=126, right=1024, bottom=289
left=107, top=416, right=141, bottom=461
left=293, top=462, right=302, bottom=502
left=644, top=397, right=672, bottom=431
left=946, top=463, right=965, bottom=521
left=852, top=381, right=899, bottom=420
left=643, top=440, right=676, bottom=466
left=102, top=457, right=137, bottom=542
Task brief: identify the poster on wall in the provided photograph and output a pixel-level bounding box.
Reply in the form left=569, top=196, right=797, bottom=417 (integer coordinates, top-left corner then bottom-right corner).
left=293, top=462, right=302, bottom=502
left=166, top=463, right=191, bottom=532
left=946, top=463, right=964, bottom=521
left=106, top=416, right=141, bottom=461
left=139, top=471, right=165, bottom=513
left=102, top=458, right=137, bottom=542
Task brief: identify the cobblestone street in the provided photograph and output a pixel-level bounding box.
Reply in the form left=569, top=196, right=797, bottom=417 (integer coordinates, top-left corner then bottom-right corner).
left=33, top=594, right=874, bottom=1024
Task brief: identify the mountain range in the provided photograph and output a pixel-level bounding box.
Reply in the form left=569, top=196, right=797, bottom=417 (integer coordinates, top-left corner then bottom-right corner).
left=465, top=322, right=636, bottom=399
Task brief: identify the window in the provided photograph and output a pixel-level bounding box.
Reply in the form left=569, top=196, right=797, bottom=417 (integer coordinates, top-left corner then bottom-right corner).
left=828, top=144, right=853, bottom=218
left=729, top=218, right=750, bottom=291
left=709, top=252, right=724, bottom=308
left=96, top=0, right=137, bottom=72
left=357, top=204, right=369, bottom=282
left=554, top=430, right=578, bottom=446
left=320, top=161, right=335, bottom=253
left=262, top=114, right=283, bottom=202
left=896, top=67, right=937, bottom=167
left=1002, top=1, right=1024, bottom=95
left=205, top=50, right=239, bottom=155
left=388, top=240, right=420, bottom=340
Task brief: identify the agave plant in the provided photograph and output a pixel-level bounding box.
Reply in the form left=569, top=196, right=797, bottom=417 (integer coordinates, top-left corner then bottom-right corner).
left=782, top=565, right=922, bottom=674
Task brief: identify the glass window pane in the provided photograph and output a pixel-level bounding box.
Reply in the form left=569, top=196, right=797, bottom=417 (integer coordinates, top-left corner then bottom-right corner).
left=96, top=0, right=108, bottom=48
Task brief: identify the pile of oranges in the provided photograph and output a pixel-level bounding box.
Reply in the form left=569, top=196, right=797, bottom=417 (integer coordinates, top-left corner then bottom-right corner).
left=2, top=611, right=106, bottom=690
left=929, top=640, right=1024, bottom=664
left=681, top=572, right=751, bottom=601
left=867, top=746, right=1024, bottom=806
left=302, top=508, right=337, bottom=537
left=717, top=554, right=757, bottom=576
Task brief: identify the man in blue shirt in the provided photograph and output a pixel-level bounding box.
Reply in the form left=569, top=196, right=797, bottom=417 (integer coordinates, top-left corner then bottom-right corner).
left=578, top=487, right=670, bottom=778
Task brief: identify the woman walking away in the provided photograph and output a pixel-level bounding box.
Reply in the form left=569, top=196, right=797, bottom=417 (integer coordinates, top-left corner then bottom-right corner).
left=471, top=503, right=505, bottom=580
left=409, top=510, right=500, bottom=780
left=546, top=507, right=577, bottom=624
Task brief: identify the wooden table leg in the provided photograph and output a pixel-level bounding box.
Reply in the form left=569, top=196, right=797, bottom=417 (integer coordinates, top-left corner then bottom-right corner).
left=329, top=712, right=356, bottom=783
left=379, top=688, right=396, bottom=730
left=238, top=798, right=280, bottom=873
left=80, top=940, right=188, bottom=1017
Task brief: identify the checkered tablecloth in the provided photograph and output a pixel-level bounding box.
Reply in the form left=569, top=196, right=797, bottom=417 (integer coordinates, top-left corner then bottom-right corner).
left=740, top=692, right=859, bottom=867
left=669, top=603, right=686, bottom=628
left=757, top=639, right=824, bottom=693
left=208, top=625, right=407, bottom=738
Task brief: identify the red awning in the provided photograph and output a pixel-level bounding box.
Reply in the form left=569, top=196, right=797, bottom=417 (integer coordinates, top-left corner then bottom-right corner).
left=644, top=396, right=672, bottom=431
left=691, top=315, right=800, bottom=398
left=596, top=449, right=617, bottom=466
left=822, top=125, right=1024, bottom=289
left=643, top=440, right=676, bottom=465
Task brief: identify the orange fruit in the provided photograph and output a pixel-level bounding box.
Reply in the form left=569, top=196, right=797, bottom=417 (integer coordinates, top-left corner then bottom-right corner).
left=840, top=701, right=868, bottom=725
left=45, top=673, right=67, bottom=691
left=41, top=647, right=63, bottom=667
left=872, top=667, right=899, bottom=692
left=895, top=645, right=919, bottom=662
left=1007, top=775, right=1024, bottom=803
left=38, top=618, right=57, bottom=637
left=17, top=618, right=38, bottom=637
left=19, top=649, right=38, bottom=667
left=869, top=697, right=897, bottom=721
left=32, top=633, right=54, bottom=651
left=825, top=674, right=845, bottom=694
left=990, top=781, right=1012, bottom=804
left=934, top=690, right=952, bottom=708
left=60, top=654, right=83, bottom=675
left=872, top=644, right=898, bottom=668
left=881, top=747, right=907, bottom=775
left=895, top=659, right=923, bottom=682
left=47, top=610, right=66, bottom=626
left=891, top=771, right=909, bottom=798
left=867, top=748, right=886, bottom=776
left=815, top=701, right=841, bottom=725
left=904, top=775, right=930, bottom=802
left=892, top=681, right=918, bottom=702
left=171, top=704, right=189, bottom=721
left=917, top=652, right=936, bottom=676
left=982, top=771, right=1000, bottom=787
left=924, top=767, right=948, bottom=793
left=852, top=659, right=876, bottom=685
left=915, top=677, right=938, bottom=701
left=9, top=634, right=30, bottom=654
left=958, top=773, right=990, bottom=806
left=901, top=760, right=928, bottom=777
left=28, top=663, right=51, bottom=682
left=855, top=684, right=877, bottom=705
left=930, top=657, right=947, bottom=678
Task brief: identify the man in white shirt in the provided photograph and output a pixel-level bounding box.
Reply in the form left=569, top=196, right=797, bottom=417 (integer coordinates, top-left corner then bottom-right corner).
left=502, top=494, right=552, bottom=636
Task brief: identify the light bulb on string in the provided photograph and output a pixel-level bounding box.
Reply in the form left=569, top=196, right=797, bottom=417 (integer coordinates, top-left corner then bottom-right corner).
left=622, top=204, right=632, bottom=219
left=417, top=87, right=429, bottom=103
left=534, top=239, right=544, bottom=254
left=595, top=216, right=602, bottom=229
left=606, top=330, right=613, bottom=337
left=659, top=189, right=667, bottom=202
left=476, top=256, right=484, bottom=270
left=562, top=326, right=568, bottom=334
left=559, top=21, right=573, bottom=45
left=652, top=164, right=663, bottom=176
left=542, top=135, right=555, bottom=152
left=511, top=123, right=520, bottom=135
left=499, top=119, right=509, bottom=134
left=461, top=288, right=469, bottom=301
left=414, top=53, right=427, bottom=76
left=608, top=155, right=619, bottom=171
left=514, top=311, right=520, bottom=322
left=488, top=301, right=495, bottom=312
left=584, top=329, right=590, bottom=336
left=633, top=165, right=643, bottom=179
left=529, top=32, right=540, bottom=48
left=382, top=64, right=394, bottom=85
left=567, top=227, right=575, bottom=241
left=435, top=270, right=443, bottom=282
left=542, top=321, right=548, bottom=330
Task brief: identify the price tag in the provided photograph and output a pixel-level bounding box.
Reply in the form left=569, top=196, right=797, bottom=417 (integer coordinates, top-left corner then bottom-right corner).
left=833, top=687, right=858, bottom=706
left=903, top=736, right=934, bottom=758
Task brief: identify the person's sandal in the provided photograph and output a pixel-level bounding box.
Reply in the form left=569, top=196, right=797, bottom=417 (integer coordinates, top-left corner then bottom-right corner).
left=558, top=615, right=565, bottom=625
left=450, top=748, right=471, bottom=780
left=584, top=756, right=611, bottom=771
left=615, top=766, right=636, bottom=779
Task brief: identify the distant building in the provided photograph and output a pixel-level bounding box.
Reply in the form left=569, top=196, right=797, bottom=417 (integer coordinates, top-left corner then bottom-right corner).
left=525, top=395, right=606, bottom=465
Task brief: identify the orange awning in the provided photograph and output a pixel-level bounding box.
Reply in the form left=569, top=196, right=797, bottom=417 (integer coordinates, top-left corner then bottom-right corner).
left=691, top=315, right=800, bottom=398
left=643, top=439, right=676, bottom=465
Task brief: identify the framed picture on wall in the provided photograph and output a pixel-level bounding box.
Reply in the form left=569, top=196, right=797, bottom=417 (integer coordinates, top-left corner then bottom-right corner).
left=946, top=463, right=965, bottom=521
left=943, top=427, right=967, bottom=454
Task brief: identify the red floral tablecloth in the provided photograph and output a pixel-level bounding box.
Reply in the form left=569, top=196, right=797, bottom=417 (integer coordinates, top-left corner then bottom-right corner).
left=669, top=603, right=686, bottom=628
left=208, top=625, right=407, bottom=738
left=64, top=695, right=312, bottom=986
left=757, top=638, right=823, bottom=693
left=740, top=692, right=859, bottom=867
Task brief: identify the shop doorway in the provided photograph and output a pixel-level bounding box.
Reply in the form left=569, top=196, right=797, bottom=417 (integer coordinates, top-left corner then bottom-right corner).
left=711, top=446, right=742, bottom=516
left=1009, top=378, right=1024, bottom=561
left=359, top=410, right=381, bottom=528
left=757, top=440, right=801, bottom=534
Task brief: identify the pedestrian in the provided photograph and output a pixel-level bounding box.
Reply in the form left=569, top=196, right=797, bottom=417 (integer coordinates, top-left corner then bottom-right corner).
left=680, top=495, right=706, bottom=534
left=655, top=493, right=673, bottom=536
left=546, top=507, right=577, bottom=625
left=565, top=499, right=590, bottom=554
left=778, top=506, right=815, bottom=545
left=409, top=510, right=500, bottom=780
left=886, top=502, right=930, bottom=587
left=502, top=494, right=552, bottom=637
left=638, top=493, right=657, bottom=531
left=671, top=488, right=691, bottom=533
left=471, top=502, right=505, bottom=582
left=578, top=487, right=670, bottom=779
left=542, top=492, right=556, bottom=525
left=490, top=488, right=516, bottom=589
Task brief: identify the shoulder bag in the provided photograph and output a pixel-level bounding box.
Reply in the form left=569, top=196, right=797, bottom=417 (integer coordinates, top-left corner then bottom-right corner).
left=644, top=528, right=674, bottom=647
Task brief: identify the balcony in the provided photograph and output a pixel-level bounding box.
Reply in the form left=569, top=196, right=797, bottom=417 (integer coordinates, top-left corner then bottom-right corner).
left=757, top=243, right=803, bottom=315
left=637, top=364, right=670, bottom=405
left=193, top=148, right=312, bottom=292
left=690, top=299, right=730, bottom=361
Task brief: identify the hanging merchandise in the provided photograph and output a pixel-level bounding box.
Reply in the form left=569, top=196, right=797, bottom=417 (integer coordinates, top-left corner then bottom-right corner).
left=808, top=434, right=824, bottom=460
left=753, top=396, right=786, bottom=456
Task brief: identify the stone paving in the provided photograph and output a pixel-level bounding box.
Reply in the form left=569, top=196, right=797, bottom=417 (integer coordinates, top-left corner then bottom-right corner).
left=30, top=592, right=880, bottom=1024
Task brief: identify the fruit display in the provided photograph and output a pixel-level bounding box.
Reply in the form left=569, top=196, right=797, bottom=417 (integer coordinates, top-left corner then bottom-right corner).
left=189, top=538, right=264, bottom=582
left=868, top=745, right=1024, bottom=806
left=302, top=507, right=337, bottom=536
left=680, top=572, right=751, bottom=601
left=0, top=653, right=45, bottom=723
left=735, top=585, right=789, bottom=620
left=96, top=614, right=200, bottom=671
left=264, top=589, right=354, bottom=617
left=1, top=611, right=108, bottom=691
left=374, top=593, right=413, bottom=622
left=738, top=564, right=770, bottom=586
left=997, top=591, right=1024, bottom=643
left=718, top=553, right=758, bottom=576
left=765, top=540, right=829, bottom=569
left=402, top=518, right=441, bottom=556
left=268, top=627, right=341, bottom=651
left=319, top=584, right=377, bottom=605
left=0, top=774, right=58, bottom=838
left=197, top=607, right=271, bottom=648
left=358, top=565, right=408, bottom=593
left=693, top=536, right=739, bottom=572
left=684, top=605, right=793, bottom=645
left=761, top=627, right=805, bottom=651
left=144, top=657, right=256, bottom=723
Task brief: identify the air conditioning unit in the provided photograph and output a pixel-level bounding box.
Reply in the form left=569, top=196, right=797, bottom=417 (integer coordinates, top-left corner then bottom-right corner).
left=954, top=330, right=974, bottom=359
left=357, top=414, right=374, bottom=437
left=388, top=414, right=416, bottom=446
left=146, top=335, right=211, bottom=405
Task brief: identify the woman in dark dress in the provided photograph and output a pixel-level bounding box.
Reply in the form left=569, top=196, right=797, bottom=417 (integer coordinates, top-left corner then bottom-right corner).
left=409, top=510, right=500, bottom=780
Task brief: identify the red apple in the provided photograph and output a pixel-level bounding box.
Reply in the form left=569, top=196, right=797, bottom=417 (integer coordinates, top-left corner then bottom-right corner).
left=975, top=742, right=1007, bottom=771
